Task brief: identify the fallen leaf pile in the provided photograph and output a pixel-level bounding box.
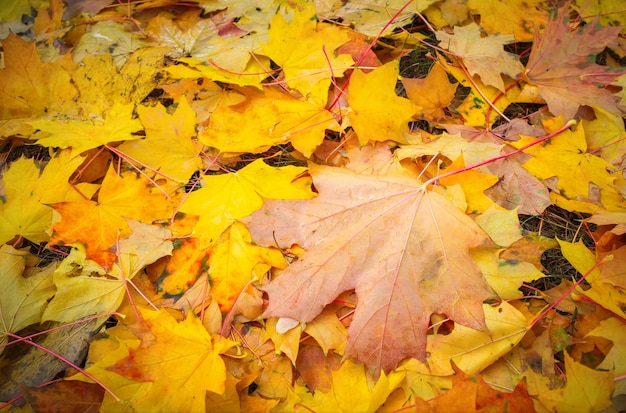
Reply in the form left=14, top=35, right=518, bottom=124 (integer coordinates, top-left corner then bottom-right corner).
left=1, top=0, right=625, bottom=411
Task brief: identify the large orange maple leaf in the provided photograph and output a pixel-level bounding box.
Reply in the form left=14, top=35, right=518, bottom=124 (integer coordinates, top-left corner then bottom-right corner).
left=244, top=164, right=494, bottom=374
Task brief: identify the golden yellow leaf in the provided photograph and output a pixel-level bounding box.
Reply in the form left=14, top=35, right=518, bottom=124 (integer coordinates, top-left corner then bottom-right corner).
left=425, top=302, right=530, bottom=376
left=106, top=308, right=235, bottom=411
left=31, top=102, right=143, bottom=155
left=466, top=0, right=548, bottom=41
left=118, top=97, right=202, bottom=183
left=41, top=245, right=125, bottom=323
left=0, top=244, right=55, bottom=353
left=402, top=64, right=457, bottom=121
left=199, top=87, right=339, bottom=156
left=510, top=125, right=616, bottom=201
left=179, top=159, right=314, bottom=247
left=347, top=61, right=417, bottom=145
left=0, top=33, right=78, bottom=135
left=526, top=352, right=613, bottom=413
left=209, top=222, right=286, bottom=312
left=261, top=5, right=353, bottom=101
left=279, top=359, right=405, bottom=412
left=439, top=156, right=499, bottom=214
left=472, top=247, right=545, bottom=300
left=475, top=204, right=523, bottom=247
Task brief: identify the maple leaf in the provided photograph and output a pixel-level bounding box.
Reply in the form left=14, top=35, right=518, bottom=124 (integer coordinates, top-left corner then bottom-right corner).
left=68, top=47, right=167, bottom=116
left=72, top=21, right=148, bottom=68
left=41, top=245, right=124, bottom=322
left=466, top=0, right=549, bottom=41
left=115, top=219, right=173, bottom=278
left=155, top=237, right=208, bottom=297
left=107, top=308, right=236, bottom=412
left=521, top=4, right=626, bottom=120
left=315, top=0, right=427, bottom=37
left=401, top=64, right=457, bottom=121
left=0, top=151, right=90, bottom=245
left=586, top=317, right=626, bottom=396
left=526, top=351, right=613, bottom=412
left=0, top=33, right=78, bottom=135
left=261, top=5, right=353, bottom=101
left=50, top=166, right=173, bottom=268
left=199, top=87, right=339, bottom=156
left=0, top=245, right=55, bottom=353
left=19, top=381, right=104, bottom=413
left=145, top=11, right=218, bottom=59
left=436, top=23, right=523, bottom=92
left=416, top=365, right=536, bottom=413
left=31, top=102, right=143, bottom=154
left=347, top=61, right=417, bottom=145
left=280, top=359, right=405, bottom=412
left=179, top=158, right=314, bottom=247
left=509, top=123, right=616, bottom=201
left=117, top=97, right=202, bottom=183
left=209, top=222, right=286, bottom=312
left=244, top=164, right=494, bottom=373
left=418, top=302, right=530, bottom=376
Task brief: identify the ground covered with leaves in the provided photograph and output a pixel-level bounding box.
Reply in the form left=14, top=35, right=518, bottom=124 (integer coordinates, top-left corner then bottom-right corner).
left=1, top=0, right=626, bottom=411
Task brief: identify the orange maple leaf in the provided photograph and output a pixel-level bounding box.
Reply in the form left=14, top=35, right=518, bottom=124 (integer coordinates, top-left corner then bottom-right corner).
left=244, top=164, right=494, bottom=374
left=50, top=167, right=173, bottom=268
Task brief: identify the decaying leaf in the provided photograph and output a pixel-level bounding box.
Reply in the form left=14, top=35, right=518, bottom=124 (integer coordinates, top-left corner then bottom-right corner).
left=521, top=4, right=626, bottom=119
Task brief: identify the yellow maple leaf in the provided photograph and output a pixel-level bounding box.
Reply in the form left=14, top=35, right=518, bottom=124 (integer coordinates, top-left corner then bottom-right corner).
left=472, top=247, right=545, bottom=300
left=0, top=152, right=87, bottom=245
left=466, top=0, right=548, bottom=41
left=0, top=33, right=78, bottom=136
left=401, top=64, right=457, bottom=121
left=179, top=159, right=314, bottom=247
left=68, top=47, right=167, bottom=116
left=209, top=222, right=286, bottom=312
left=510, top=124, right=616, bottom=200
left=439, top=155, right=499, bottom=214
left=526, top=352, right=613, bottom=413
left=41, top=245, right=126, bottom=323
left=280, top=359, right=405, bottom=412
left=108, top=308, right=236, bottom=411
left=347, top=61, right=417, bottom=145
left=261, top=5, right=353, bottom=101
left=156, top=237, right=208, bottom=297
left=304, top=307, right=348, bottom=355
left=69, top=308, right=236, bottom=411
left=31, top=102, right=143, bottom=155
left=72, top=20, right=148, bottom=68
left=0, top=244, right=55, bottom=353
left=199, top=87, right=339, bottom=156
left=587, top=317, right=626, bottom=396
left=420, top=302, right=530, bottom=376
left=118, top=97, right=202, bottom=183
